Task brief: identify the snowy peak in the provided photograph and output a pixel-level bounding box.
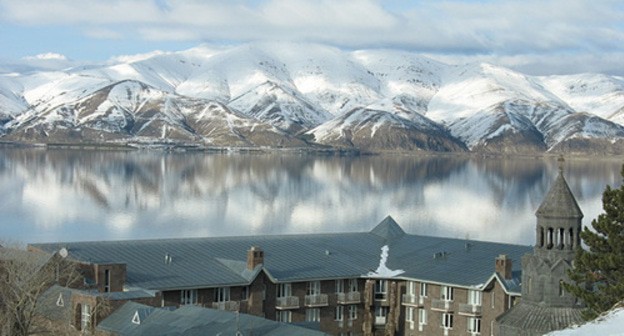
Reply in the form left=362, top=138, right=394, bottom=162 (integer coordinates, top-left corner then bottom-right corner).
left=1, top=42, right=624, bottom=154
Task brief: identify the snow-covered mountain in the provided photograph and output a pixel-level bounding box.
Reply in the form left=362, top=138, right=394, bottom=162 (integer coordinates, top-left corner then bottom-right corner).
left=1, top=42, right=623, bottom=154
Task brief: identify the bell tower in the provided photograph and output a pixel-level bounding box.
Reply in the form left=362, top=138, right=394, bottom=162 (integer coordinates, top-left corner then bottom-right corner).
left=522, top=157, right=583, bottom=306
left=496, top=158, right=585, bottom=336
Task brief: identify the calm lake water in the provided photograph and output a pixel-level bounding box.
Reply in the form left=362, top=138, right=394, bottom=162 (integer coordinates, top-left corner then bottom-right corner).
left=0, top=149, right=621, bottom=245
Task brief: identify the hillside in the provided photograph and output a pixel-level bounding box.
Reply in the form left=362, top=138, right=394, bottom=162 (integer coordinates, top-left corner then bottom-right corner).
left=1, top=42, right=623, bottom=154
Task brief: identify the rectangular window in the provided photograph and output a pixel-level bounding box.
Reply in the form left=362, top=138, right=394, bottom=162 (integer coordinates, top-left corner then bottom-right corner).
left=418, top=308, right=427, bottom=325
left=406, top=307, right=415, bottom=322
left=468, top=317, right=481, bottom=333
left=277, top=310, right=291, bottom=323
left=441, top=286, right=454, bottom=301
left=335, top=305, right=344, bottom=321
left=348, top=305, right=357, bottom=320
left=336, top=279, right=345, bottom=293
left=420, top=282, right=428, bottom=297
left=180, top=289, right=198, bottom=305
left=348, top=279, right=358, bottom=292
left=306, top=308, right=321, bottom=322
left=375, top=306, right=388, bottom=325
left=468, top=290, right=482, bottom=305
left=407, top=281, right=417, bottom=296
left=442, top=313, right=453, bottom=329
left=104, top=269, right=110, bottom=293
left=242, top=286, right=249, bottom=301
left=307, top=280, right=321, bottom=296
left=81, top=304, right=91, bottom=331
left=491, top=291, right=495, bottom=308
left=277, top=283, right=292, bottom=298
left=214, top=287, right=230, bottom=302
left=374, top=280, right=387, bottom=300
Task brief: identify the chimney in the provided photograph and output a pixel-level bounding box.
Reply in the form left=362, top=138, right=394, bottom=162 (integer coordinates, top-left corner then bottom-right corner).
left=247, top=246, right=264, bottom=270
left=495, top=254, right=513, bottom=280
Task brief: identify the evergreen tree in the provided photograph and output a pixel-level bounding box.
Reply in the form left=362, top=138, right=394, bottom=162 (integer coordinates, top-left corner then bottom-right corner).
left=564, top=165, right=624, bottom=320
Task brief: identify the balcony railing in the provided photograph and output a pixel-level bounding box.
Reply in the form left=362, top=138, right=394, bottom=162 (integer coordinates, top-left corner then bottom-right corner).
left=458, top=303, right=482, bottom=316
left=402, top=294, right=424, bottom=307
left=337, top=291, right=361, bottom=304
left=431, top=299, right=453, bottom=312
left=211, top=301, right=240, bottom=311
left=305, top=294, right=329, bottom=307
left=276, top=296, right=300, bottom=310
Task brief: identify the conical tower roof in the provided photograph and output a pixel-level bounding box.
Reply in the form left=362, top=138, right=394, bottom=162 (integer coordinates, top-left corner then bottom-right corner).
left=536, top=171, right=583, bottom=219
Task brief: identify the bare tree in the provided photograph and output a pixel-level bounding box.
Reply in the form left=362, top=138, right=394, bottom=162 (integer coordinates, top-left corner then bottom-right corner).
left=0, top=246, right=81, bottom=336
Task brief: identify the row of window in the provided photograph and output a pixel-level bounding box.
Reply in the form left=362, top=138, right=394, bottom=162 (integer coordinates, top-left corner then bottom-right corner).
left=404, top=281, right=483, bottom=305
left=180, top=279, right=360, bottom=305
left=180, top=287, right=249, bottom=305
left=405, top=307, right=481, bottom=333
left=277, top=305, right=359, bottom=323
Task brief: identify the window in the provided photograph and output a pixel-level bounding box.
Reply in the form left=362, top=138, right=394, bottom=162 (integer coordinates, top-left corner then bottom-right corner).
left=336, top=279, right=345, bottom=293
left=418, top=308, right=427, bottom=325
left=348, top=279, right=358, bottom=292
left=277, top=310, right=291, bottom=323
left=104, top=269, right=110, bottom=293
left=81, top=304, right=91, bottom=331
left=420, top=282, right=428, bottom=297
left=307, top=280, right=321, bottom=296
left=242, top=286, right=249, bottom=301
left=441, top=286, right=454, bottom=301
left=374, top=280, right=387, bottom=300
left=348, top=305, right=357, bottom=320
left=277, top=283, right=292, bottom=298
left=406, top=307, right=415, bottom=322
left=559, top=280, right=565, bottom=297
left=181, top=289, right=198, bottom=305
left=407, top=281, right=417, bottom=296
left=468, top=290, right=482, bottom=305
left=468, top=317, right=481, bottom=334
left=306, top=308, right=321, bottom=322
left=491, top=291, right=495, bottom=308
left=441, top=313, right=453, bottom=329
left=214, top=287, right=230, bottom=302
left=375, top=306, right=388, bottom=325
left=335, top=305, right=344, bottom=321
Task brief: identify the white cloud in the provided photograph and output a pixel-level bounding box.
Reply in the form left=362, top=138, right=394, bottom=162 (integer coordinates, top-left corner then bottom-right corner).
left=23, top=52, right=67, bottom=61
left=0, top=0, right=623, bottom=75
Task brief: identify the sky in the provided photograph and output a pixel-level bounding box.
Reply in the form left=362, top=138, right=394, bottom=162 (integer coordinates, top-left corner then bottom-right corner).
left=0, top=0, right=623, bottom=75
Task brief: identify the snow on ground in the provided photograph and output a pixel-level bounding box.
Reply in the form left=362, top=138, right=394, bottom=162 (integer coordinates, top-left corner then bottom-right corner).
left=546, top=306, right=624, bottom=336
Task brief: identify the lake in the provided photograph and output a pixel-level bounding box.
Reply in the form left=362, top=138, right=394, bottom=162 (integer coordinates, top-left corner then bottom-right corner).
left=0, top=148, right=621, bottom=246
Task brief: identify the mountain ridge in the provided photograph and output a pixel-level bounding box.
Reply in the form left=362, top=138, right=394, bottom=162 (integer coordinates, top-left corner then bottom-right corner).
left=1, top=42, right=624, bottom=154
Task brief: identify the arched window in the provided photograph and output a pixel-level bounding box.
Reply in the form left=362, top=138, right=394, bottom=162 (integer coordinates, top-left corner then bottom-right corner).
left=547, top=228, right=554, bottom=249
left=539, top=227, right=544, bottom=247
left=569, top=228, right=575, bottom=249
left=559, top=280, right=565, bottom=297
left=558, top=228, right=565, bottom=249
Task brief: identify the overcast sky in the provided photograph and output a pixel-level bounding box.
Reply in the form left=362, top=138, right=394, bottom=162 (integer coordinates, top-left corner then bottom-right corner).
left=1, top=0, right=623, bottom=75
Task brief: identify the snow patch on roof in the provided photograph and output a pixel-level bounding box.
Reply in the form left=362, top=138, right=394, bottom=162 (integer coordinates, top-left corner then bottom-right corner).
left=365, top=245, right=404, bottom=278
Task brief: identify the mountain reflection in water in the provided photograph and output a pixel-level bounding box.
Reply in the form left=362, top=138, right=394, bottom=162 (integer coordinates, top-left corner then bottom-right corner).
left=0, top=149, right=621, bottom=245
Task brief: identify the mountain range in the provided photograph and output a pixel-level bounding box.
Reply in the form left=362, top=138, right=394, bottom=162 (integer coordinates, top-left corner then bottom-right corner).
left=1, top=42, right=623, bottom=154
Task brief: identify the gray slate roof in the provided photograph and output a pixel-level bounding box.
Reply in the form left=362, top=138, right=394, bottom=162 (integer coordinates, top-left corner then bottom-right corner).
left=536, top=172, right=583, bottom=219
left=97, top=301, right=329, bottom=336
left=30, top=216, right=532, bottom=290
left=496, top=302, right=584, bottom=336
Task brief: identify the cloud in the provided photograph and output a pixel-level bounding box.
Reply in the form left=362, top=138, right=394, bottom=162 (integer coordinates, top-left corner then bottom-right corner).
left=0, top=0, right=623, bottom=75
